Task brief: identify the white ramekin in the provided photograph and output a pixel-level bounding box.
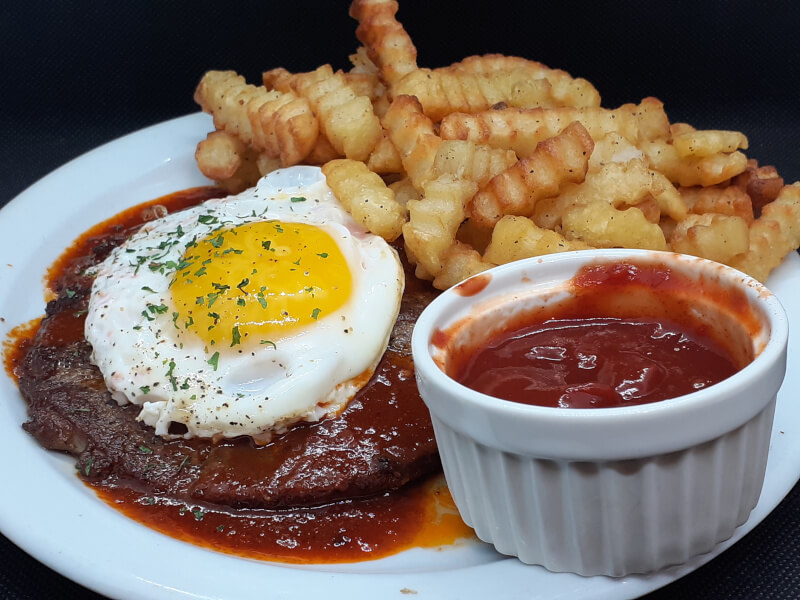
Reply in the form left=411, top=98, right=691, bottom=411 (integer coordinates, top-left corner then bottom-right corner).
left=411, top=249, right=788, bottom=576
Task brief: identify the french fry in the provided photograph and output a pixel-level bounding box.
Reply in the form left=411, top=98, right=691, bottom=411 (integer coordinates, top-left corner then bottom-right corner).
left=672, top=130, right=749, bottom=158
left=483, top=215, right=592, bottom=265
left=349, top=0, right=418, bottom=88
left=382, top=95, right=442, bottom=189
left=447, top=54, right=601, bottom=108
left=433, top=140, right=517, bottom=187
left=729, top=183, right=800, bottom=281
left=292, top=65, right=382, bottom=162
left=468, top=121, right=595, bottom=227
left=393, top=68, right=555, bottom=122
left=561, top=202, right=668, bottom=251
left=440, top=104, right=640, bottom=158
left=322, top=159, right=406, bottom=241
left=195, top=130, right=246, bottom=181
left=402, top=175, right=478, bottom=277
left=641, top=140, right=748, bottom=187
left=433, top=242, right=495, bottom=290
left=669, top=213, right=750, bottom=264
left=732, top=160, right=784, bottom=215
left=366, top=134, right=403, bottom=174
left=680, top=184, right=754, bottom=224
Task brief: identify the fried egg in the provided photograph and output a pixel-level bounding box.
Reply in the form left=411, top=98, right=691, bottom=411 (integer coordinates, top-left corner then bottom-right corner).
left=85, top=166, right=404, bottom=440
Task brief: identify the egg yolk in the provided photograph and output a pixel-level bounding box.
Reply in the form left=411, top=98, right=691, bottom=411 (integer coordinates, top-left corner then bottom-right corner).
left=170, top=220, right=352, bottom=347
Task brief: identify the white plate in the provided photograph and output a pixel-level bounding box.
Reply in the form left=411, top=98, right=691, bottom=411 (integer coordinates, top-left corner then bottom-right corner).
left=1, top=113, right=799, bottom=600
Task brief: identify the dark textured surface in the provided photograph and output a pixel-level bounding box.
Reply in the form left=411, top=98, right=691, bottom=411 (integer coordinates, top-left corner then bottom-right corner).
left=1, top=1, right=799, bottom=598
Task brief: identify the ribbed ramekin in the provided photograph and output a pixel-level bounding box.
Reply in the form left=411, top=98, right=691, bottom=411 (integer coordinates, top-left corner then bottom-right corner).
left=411, top=249, right=788, bottom=576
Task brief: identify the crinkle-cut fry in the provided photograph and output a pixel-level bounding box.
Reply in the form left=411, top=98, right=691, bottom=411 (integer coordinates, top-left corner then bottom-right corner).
left=305, top=134, right=341, bottom=164
left=348, top=46, right=379, bottom=74
left=641, top=140, right=749, bottom=187
left=447, top=54, right=601, bottom=108
left=587, top=132, right=644, bottom=172
left=669, top=213, right=750, bottom=264
left=343, top=71, right=384, bottom=101
left=561, top=202, right=668, bottom=251
left=195, top=71, right=261, bottom=142
left=433, top=140, right=517, bottom=188
left=729, top=183, right=800, bottom=281
left=732, top=160, right=784, bottom=214
left=433, top=242, right=495, bottom=290
left=680, top=184, right=754, bottom=224
left=670, top=122, right=696, bottom=137
left=321, top=159, right=406, bottom=241
left=262, top=67, right=296, bottom=93
left=367, top=134, right=403, bottom=174
left=214, top=144, right=261, bottom=195
left=388, top=177, right=421, bottom=208
left=551, top=159, right=688, bottom=226
left=483, top=215, right=591, bottom=265
left=440, top=105, right=639, bottom=158
left=195, top=70, right=318, bottom=167
left=403, top=239, right=433, bottom=281
left=383, top=95, right=441, bottom=189
left=293, top=64, right=382, bottom=161
left=629, top=97, right=671, bottom=142
left=349, top=0, right=418, bottom=88
left=392, top=68, right=555, bottom=122
left=468, top=121, right=595, bottom=228
left=672, top=130, right=749, bottom=158
left=402, top=175, right=478, bottom=277
left=195, top=130, right=246, bottom=181
left=456, top=218, right=494, bottom=254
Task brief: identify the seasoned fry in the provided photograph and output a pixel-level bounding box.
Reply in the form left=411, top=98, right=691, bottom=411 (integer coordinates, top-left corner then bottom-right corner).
left=732, top=160, right=784, bottom=215
left=382, top=95, right=441, bottom=189
left=561, top=202, right=668, bottom=251
left=641, top=140, right=748, bottom=187
left=402, top=175, right=478, bottom=277
left=672, top=130, right=749, bottom=158
left=680, top=184, right=754, bottom=224
left=393, top=68, right=555, bottom=122
left=322, top=159, right=406, bottom=241
left=195, top=70, right=318, bottom=167
left=433, top=140, right=517, bottom=187
left=433, top=242, right=495, bottom=290
left=468, top=121, right=595, bottom=227
left=669, top=213, right=750, bottom=264
left=366, top=134, right=403, bottom=174
left=305, top=135, right=341, bottom=164
left=388, top=177, right=421, bottom=207
left=729, top=183, right=800, bottom=281
left=587, top=132, right=644, bottom=172
left=447, top=54, right=601, bottom=108
left=195, top=130, right=246, bottom=181
left=629, top=97, right=671, bottom=142
left=483, top=215, right=592, bottom=265
left=440, top=104, right=639, bottom=157
left=349, top=0, right=418, bottom=88
left=292, top=65, right=382, bottom=161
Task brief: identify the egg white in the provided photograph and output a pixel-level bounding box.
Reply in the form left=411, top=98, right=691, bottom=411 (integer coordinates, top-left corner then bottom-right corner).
left=85, top=166, right=404, bottom=440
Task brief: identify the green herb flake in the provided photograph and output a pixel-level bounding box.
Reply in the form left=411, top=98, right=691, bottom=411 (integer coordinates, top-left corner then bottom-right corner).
left=237, top=298, right=246, bottom=307
left=231, top=325, right=241, bottom=347
left=261, top=240, right=272, bottom=251
left=260, top=340, right=277, bottom=349
left=209, top=234, right=225, bottom=248
left=139, top=385, right=151, bottom=395
left=139, top=445, right=153, bottom=454
left=141, top=286, right=156, bottom=293
left=192, top=508, right=205, bottom=521
left=207, top=352, right=220, bottom=371
left=317, top=252, right=328, bottom=258
left=311, top=308, right=321, bottom=320
left=84, top=457, right=94, bottom=477
left=65, top=289, right=77, bottom=298
left=290, top=196, right=307, bottom=203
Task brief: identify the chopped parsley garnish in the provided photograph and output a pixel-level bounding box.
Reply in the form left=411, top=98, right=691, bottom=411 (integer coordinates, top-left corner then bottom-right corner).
left=231, top=325, right=241, bottom=347
left=84, top=457, right=93, bottom=476
left=209, top=234, right=225, bottom=248
left=261, top=240, right=272, bottom=251
left=198, top=214, right=218, bottom=225
left=260, top=340, right=277, bottom=349
left=290, top=196, right=306, bottom=203
left=141, top=286, right=156, bottom=293
left=139, top=385, right=151, bottom=395
left=65, top=289, right=77, bottom=298
left=207, top=352, right=220, bottom=371
left=311, top=308, right=321, bottom=320
left=237, top=298, right=246, bottom=307
left=317, top=252, right=328, bottom=258
left=192, top=508, right=205, bottom=521
left=139, top=445, right=153, bottom=454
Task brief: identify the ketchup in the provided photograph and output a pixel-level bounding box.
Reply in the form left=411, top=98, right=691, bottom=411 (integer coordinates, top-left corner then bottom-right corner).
left=449, top=261, right=746, bottom=409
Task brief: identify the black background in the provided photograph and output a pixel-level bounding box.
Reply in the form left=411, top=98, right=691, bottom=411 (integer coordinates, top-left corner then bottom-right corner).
left=1, top=1, right=799, bottom=598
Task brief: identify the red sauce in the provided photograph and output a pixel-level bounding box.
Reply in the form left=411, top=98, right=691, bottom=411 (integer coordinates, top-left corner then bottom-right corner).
left=454, top=272, right=491, bottom=296
left=95, top=475, right=469, bottom=564
left=449, top=261, right=750, bottom=409
left=10, top=185, right=474, bottom=563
